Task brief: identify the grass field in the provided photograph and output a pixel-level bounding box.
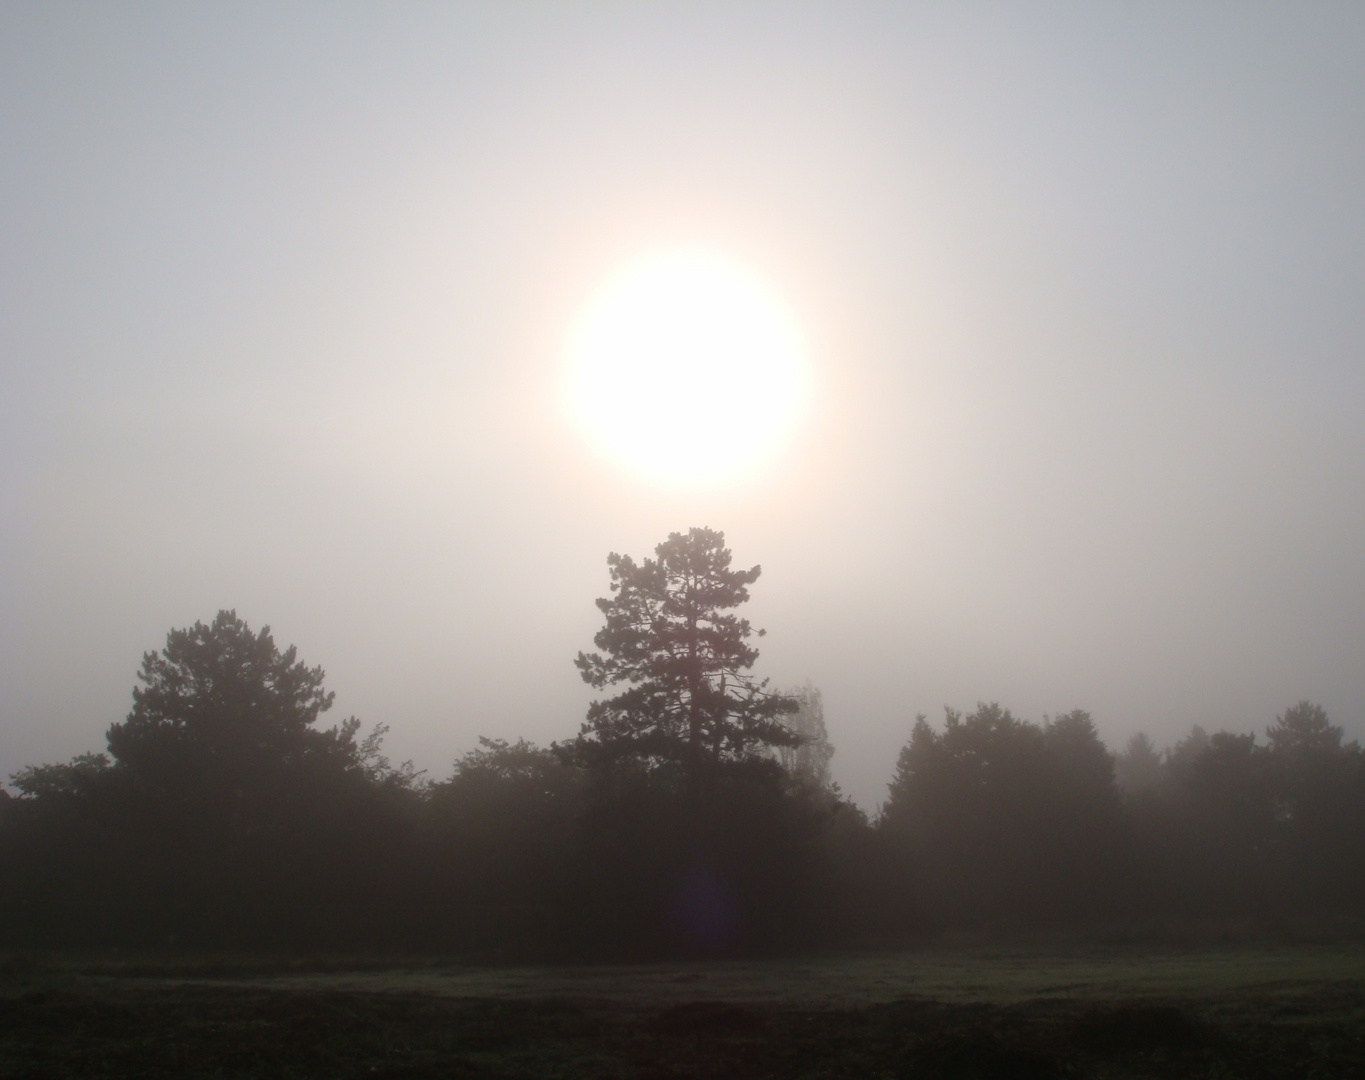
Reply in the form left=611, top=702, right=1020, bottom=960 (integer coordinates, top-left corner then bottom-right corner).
left=3, top=943, right=1363, bottom=1078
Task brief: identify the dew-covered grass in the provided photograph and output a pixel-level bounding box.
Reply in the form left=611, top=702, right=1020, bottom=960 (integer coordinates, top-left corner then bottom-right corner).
left=3, top=943, right=1362, bottom=1078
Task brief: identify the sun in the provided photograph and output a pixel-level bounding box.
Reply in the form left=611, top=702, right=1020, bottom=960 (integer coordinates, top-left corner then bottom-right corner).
left=564, top=250, right=808, bottom=485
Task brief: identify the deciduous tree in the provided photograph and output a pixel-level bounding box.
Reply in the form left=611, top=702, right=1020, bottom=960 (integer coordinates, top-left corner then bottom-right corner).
left=777, top=682, right=835, bottom=789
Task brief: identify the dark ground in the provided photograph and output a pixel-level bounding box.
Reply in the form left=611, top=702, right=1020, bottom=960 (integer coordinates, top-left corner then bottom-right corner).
left=2, top=949, right=1363, bottom=1078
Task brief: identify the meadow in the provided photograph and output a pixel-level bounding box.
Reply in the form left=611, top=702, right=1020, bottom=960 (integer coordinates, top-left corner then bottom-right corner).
left=3, top=942, right=1363, bottom=1078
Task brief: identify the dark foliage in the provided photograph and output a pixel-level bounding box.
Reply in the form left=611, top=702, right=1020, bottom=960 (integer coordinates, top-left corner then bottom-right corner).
left=567, top=527, right=800, bottom=776
left=1116, top=702, right=1365, bottom=922
left=0, top=597, right=855, bottom=957
left=417, top=738, right=856, bottom=958
left=1, top=612, right=424, bottom=951
left=879, top=705, right=1128, bottom=929
left=1, top=545, right=1363, bottom=956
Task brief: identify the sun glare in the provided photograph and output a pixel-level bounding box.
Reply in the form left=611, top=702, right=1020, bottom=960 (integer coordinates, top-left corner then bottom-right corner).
left=564, top=250, right=808, bottom=485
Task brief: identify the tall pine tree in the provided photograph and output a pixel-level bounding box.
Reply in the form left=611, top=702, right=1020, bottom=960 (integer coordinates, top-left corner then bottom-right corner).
left=569, top=528, right=799, bottom=778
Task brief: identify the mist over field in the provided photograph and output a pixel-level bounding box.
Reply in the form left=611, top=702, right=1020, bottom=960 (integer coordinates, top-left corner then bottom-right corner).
left=6, top=9, right=1365, bottom=1079
left=3, top=4, right=1365, bottom=814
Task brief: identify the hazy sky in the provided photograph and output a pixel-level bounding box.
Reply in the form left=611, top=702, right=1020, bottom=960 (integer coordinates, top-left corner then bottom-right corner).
left=4, top=3, right=1364, bottom=810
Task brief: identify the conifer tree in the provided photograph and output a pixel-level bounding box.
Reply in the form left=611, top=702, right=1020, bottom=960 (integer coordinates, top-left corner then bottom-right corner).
left=569, top=528, right=799, bottom=776
left=104, top=610, right=357, bottom=792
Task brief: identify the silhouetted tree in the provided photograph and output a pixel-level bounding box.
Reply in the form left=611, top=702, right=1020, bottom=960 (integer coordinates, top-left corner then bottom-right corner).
left=9, top=752, right=112, bottom=801
left=568, top=528, right=799, bottom=778
left=7, top=602, right=1361, bottom=954
left=1178, top=731, right=1272, bottom=912
left=1116, top=706, right=1365, bottom=922
left=557, top=530, right=866, bottom=956
left=422, top=738, right=583, bottom=955
left=1263, top=702, right=1365, bottom=911
left=0, top=611, right=428, bottom=949
left=1164, top=724, right=1210, bottom=783
left=106, top=609, right=358, bottom=791
left=1267, top=701, right=1344, bottom=759
left=881, top=704, right=1126, bottom=927
left=1115, top=732, right=1163, bottom=796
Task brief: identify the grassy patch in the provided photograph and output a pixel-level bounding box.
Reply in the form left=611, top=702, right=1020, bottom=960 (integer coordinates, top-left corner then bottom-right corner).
left=2, top=947, right=1363, bottom=1078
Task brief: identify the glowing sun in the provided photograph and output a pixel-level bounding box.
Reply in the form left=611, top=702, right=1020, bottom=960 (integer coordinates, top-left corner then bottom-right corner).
left=564, top=250, right=808, bottom=484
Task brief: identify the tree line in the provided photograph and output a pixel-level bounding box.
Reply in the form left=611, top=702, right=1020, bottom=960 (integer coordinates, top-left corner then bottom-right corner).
left=3, top=528, right=1363, bottom=956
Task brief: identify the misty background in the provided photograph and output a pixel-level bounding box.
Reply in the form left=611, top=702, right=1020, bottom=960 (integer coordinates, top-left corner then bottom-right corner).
left=3, top=3, right=1364, bottom=812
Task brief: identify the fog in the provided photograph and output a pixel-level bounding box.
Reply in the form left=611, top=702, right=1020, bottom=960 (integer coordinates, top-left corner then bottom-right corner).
left=3, top=3, right=1364, bottom=812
